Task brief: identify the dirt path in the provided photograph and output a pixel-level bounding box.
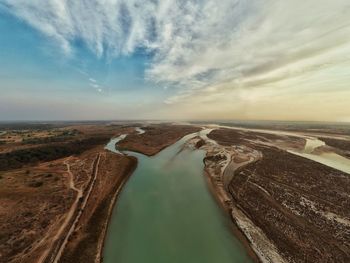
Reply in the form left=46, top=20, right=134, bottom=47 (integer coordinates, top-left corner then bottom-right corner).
left=35, top=158, right=82, bottom=263
left=51, top=153, right=101, bottom=263
left=49, top=160, right=84, bottom=263
left=37, top=154, right=101, bottom=263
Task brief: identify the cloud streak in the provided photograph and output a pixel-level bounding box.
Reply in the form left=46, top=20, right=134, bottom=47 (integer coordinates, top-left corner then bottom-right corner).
left=1, top=0, right=350, bottom=112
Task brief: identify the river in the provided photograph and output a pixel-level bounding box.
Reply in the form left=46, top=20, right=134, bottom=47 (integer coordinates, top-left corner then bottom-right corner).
left=104, top=131, right=252, bottom=263
left=289, top=138, right=350, bottom=174
left=104, top=134, right=127, bottom=154
left=210, top=124, right=350, bottom=175
left=135, top=127, right=145, bottom=134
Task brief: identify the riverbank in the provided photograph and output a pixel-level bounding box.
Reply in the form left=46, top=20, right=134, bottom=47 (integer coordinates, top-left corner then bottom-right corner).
left=203, top=168, right=261, bottom=263
left=205, top=127, right=350, bottom=263
left=97, top=155, right=137, bottom=263
left=186, top=134, right=267, bottom=263
left=118, top=124, right=200, bottom=155
left=4, top=122, right=348, bottom=262
left=80, top=125, right=205, bottom=263
left=56, top=150, right=137, bottom=263
left=104, top=130, right=253, bottom=263
left=202, top=148, right=286, bottom=263
left=0, top=123, right=140, bottom=263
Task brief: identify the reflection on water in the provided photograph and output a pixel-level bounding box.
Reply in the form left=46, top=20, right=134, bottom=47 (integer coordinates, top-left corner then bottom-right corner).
left=104, top=132, right=252, bottom=263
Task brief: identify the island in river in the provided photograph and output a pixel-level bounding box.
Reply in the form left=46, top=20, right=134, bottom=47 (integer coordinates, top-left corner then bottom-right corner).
left=0, top=121, right=349, bottom=263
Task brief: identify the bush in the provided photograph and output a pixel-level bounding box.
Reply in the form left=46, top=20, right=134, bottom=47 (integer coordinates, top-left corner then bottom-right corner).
left=0, top=136, right=110, bottom=171
left=28, top=181, right=43, bottom=187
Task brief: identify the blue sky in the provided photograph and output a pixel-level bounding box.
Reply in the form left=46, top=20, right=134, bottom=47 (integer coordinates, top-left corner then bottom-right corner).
left=1, top=1, right=350, bottom=121
left=0, top=9, right=170, bottom=120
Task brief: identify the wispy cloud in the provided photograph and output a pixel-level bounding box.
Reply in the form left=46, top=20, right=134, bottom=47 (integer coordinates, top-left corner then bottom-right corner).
left=1, top=0, right=350, bottom=108
left=89, top=83, right=99, bottom=89
left=88, top=77, right=105, bottom=93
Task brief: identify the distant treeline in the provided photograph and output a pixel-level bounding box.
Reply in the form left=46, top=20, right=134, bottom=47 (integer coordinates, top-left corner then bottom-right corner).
left=22, top=136, right=71, bottom=144
left=0, top=123, right=57, bottom=131
left=0, top=121, right=111, bottom=131
left=21, top=130, right=80, bottom=145
left=0, top=136, right=109, bottom=171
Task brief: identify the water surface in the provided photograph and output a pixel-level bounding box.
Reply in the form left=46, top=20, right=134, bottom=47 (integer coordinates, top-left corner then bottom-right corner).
left=289, top=138, right=350, bottom=174
left=105, top=134, right=127, bottom=154
left=135, top=127, right=145, bottom=134
left=104, top=132, right=252, bottom=263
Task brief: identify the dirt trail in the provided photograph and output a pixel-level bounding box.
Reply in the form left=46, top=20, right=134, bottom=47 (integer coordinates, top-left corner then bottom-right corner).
left=51, top=153, right=101, bottom=263
left=37, top=154, right=101, bottom=263
left=35, top=158, right=82, bottom=263
left=49, top=160, right=84, bottom=263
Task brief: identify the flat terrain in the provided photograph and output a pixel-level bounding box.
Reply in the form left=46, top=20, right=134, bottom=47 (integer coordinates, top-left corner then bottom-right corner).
left=318, top=137, right=350, bottom=158
left=0, top=122, right=201, bottom=263
left=204, top=127, right=350, bottom=262
left=0, top=160, right=74, bottom=262
left=56, top=150, right=136, bottom=263
left=1, top=121, right=350, bottom=263
left=0, top=123, right=137, bottom=263
left=118, top=124, right=200, bottom=155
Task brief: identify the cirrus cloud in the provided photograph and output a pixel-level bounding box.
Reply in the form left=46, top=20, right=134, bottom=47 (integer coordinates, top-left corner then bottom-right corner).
left=1, top=0, right=350, bottom=111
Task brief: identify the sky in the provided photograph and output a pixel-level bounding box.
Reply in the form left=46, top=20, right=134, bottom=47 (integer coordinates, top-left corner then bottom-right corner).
left=0, top=0, right=350, bottom=122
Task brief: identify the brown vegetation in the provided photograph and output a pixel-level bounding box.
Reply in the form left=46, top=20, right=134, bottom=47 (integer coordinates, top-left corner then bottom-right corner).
left=118, top=124, right=200, bottom=155
left=0, top=137, right=111, bottom=171
left=0, top=123, right=137, bottom=263
left=208, top=128, right=350, bottom=262
left=57, top=151, right=137, bottom=263
left=0, top=160, right=75, bottom=263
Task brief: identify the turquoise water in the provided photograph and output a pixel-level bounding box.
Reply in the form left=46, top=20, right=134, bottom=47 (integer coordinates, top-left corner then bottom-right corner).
left=104, top=133, right=252, bottom=263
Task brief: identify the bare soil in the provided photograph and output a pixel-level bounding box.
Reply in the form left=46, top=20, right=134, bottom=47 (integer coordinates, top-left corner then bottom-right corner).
left=0, top=160, right=75, bottom=263
left=208, top=128, right=350, bottom=263
left=118, top=124, right=200, bottom=155
left=57, top=150, right=137, bottom=263
left=0, top=124, right=137, bottom=263
left=318, top=137, right=350, bottom=158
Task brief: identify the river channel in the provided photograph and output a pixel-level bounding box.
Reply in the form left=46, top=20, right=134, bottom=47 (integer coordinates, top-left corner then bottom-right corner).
left=103, top=131, right=252, bottom=263
left=289, top=138, right=350, bottom=174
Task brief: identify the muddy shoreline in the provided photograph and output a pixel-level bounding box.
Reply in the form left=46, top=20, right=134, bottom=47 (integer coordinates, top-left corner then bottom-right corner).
left=203, top=169, right=261, bottom=263
left=6, top=123, right=348, bottom=262
left=97, top=155, right=137, bottom=263
left=118, top=125, right=200, bottom=156
left=56, top=151, right=138, bottom=263
left=103, top=128, right=256, bottom=263
left=99, top=126, right=202, bottom=261
left=205, top=127, right=350, bottom=263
